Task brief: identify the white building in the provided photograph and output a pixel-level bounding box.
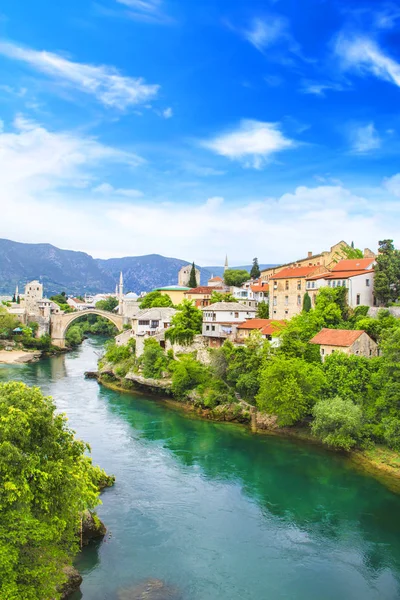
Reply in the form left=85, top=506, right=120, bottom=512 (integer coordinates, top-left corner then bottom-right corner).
left=132, top=307, right=177, bottom=338
left=119, top=292, right=141, bottom=319
left=306, top=258, right=375, bottom=308
left=230, top=286, right=258, bottom=308
left=201, top=302, right=256, bottom=347
left=67, top=297, right=88, bottom=311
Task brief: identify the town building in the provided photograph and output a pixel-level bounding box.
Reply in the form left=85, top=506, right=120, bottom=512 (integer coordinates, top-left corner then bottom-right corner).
left=306, top=258, right=376, bottom=308
left=250, top=282, right=269, bottom=304
left=260, top=241, right=356, bottom=283
left=184, top=286, right=223, bottom=308
left=132, top=307, right=177, bottom=338
left=309, top=328, right=378, bottom=361
left=178, top=264, right=200, bottom=287
left=230, top=286, right=258, bottom=308
left=67, top=297, right=87, bottom=311
left=201, top=302, right=256, bottom=347
left=153, top=286, right=191, bottom=305
left=270, top=265, right=326, bottom=320
left=236, top=318, right=286, bottom=347
left=118, top=292, right=141, bottom=319
left=208, top=276, right=223, bottom=287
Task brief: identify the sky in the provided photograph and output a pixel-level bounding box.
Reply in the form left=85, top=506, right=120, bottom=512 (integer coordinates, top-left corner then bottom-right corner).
left=1, top=0, right=400, bottom=265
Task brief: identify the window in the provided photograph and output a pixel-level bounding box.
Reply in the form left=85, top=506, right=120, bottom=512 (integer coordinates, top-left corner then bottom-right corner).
left=150, top=320, right=159, bottom=329
left=206, top=325, right=210, bottom=331
left=321, top=348, right=325, bottom=355
left=284, top=296, right=289, bottom=306
left=273, top=296, right=277, bottom=306
left=285, top=310, right=288, bottom=315
left=211, top=325, right=215, bottom=331
left=312, top=282, right=315, bottom=289
left=273, top=310, right=277, bottom=315
left=297, top=295, right=301, bottom=306
left=273, top=282, right=277, bottom=290
left=138, top=320, right=150, bottom=326
left=234, top=312, right=239, bottom=318
left=285, top=280, right=289, bottom=290
left=366, top=279, right=370, bottom=287
left=297, top=280, right=301, bottom=290
left=356, top=294, right=361, bottom=305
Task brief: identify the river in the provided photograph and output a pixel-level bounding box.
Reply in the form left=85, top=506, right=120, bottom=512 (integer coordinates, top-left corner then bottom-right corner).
left=2, top=337, right=400, bottom=599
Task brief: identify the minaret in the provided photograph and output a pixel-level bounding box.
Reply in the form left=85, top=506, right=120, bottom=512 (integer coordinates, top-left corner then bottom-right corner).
left=119, top=271, right=124, bottom=299
left=224, top=255, right=229, bottom=272
left=115, top=283, right=118, bottom=296
left=15, top=284, right=19, bottom=298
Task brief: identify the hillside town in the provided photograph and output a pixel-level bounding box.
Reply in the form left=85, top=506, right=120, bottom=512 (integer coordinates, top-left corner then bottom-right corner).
left=0, top=239, right=390, bottom=362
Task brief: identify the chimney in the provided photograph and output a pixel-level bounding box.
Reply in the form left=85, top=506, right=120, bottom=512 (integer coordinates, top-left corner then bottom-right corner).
left=308, top=251, right=313, bottom=258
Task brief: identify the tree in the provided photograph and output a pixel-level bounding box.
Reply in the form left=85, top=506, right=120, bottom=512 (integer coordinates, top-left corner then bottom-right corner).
left=12, top=294, right=16, bottom=303
left=0, top=307, right=20, bottom=339
left=302, top=292, right=311, bottom=313
left=139, top=291, right=173, bottom=309
left=188, top=262, right=198, bottom=288
left=171, top=355, right=209, bottom=398
left=374, top=239, right=400, bottom=305
left=165, top=300, right=203, bottom=345
left=250, top=258, right=261, bottom=280
left=0, top=382, right=105, bottom=599
left=16, top=296, right=20, bottom=305
left=312, top=397, right=364, bottom=450
left=210, top=291, right=238, bottom=304
left=224, top=269, right=250, bottom=287
left=65, top=325, right=84, bottom=347
left=141, top=338, right=167, bottom=379
left=256, top=356, right=326, bottom=426
left=341, top=244, right=363, bottom=259
left=95, top=296, right=119, bottom=312
left=256, top=301, right=269, bottom=319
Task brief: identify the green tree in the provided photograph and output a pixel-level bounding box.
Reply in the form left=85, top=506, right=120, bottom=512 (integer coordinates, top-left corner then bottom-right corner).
left=224, top=269, right=250, bottom=287
left=341, top=244, right=364, bottom=259
left=139, top=291, right=174, bottom=309
left=256, top=301, right=269, bottom=319
left=0, top=382, right=105, bottom=599
left=302, top=291, right=312, bottom=313
left=12, top=294, right=16, bottom=303
left=374, top=239, right=400, bottom=305
left=312, top=396, right=364, bottom=450
left=16, top=296, right=20, bottom=305
left=210, top=291, right=238, bottom=304
left=165, top=300, right=203, bottom=345
left=0, top=307, right=20, bottom=339
left=65, top=325, right=84, bottom=347
left=171, top=355, right=209, bottom=398
left=250, top=258, right=261, bottom=279
left=141, top=338, right=167, bottom=378
left=95, top=297, right=119, bottom=312
left=188, top=262, right=198, bottom=288
left=257, top=356, right=326, bottom=426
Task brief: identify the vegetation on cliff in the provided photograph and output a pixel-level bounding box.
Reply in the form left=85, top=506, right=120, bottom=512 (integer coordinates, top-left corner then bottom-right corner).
left=0, top=381, right=111, bottom=600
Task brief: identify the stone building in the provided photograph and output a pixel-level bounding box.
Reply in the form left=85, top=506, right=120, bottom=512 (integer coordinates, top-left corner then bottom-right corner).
left=270, top=265, right=326, bottom=320
left=178, top=264, right=200, bottom=287
left=309, top=329, right=378, bottom=361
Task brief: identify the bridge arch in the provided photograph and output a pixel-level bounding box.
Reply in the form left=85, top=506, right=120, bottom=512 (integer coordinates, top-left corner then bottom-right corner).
left=50, top=309, right=124, bottom=348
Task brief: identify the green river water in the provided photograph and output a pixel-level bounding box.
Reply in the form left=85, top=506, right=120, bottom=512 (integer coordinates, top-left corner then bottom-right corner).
left=1, top=337, right=400, bottom=599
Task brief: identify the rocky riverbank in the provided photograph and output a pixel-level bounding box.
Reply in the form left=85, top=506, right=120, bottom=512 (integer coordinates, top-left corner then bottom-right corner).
left=0, top=349, right=42, bottom=364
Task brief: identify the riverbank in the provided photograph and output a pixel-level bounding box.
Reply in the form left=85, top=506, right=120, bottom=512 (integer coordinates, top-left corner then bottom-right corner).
left=0, top=349, right=42, bottom=364
left=97, top=371, right=400, bottom=494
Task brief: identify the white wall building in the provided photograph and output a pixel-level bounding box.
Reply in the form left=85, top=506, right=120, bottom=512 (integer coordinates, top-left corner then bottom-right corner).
left=132, top=307, right=177, bottom=338
left=201, top=302, right=256, bottom=347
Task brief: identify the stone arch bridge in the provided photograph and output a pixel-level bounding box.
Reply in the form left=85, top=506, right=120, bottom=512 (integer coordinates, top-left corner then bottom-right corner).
left=51, top=309, right=124, bottom=348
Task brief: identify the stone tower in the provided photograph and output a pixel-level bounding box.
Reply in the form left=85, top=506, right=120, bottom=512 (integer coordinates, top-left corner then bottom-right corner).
left=24, top=280, right=43, bottom=315
left=224, top=255, right=229, bottom=272
left=178, top=264, right=200, bottom=287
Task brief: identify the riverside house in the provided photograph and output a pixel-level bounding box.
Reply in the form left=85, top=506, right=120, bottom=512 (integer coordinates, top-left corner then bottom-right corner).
left=309, top=328, right=378, bottom=361
left=236, top=318, right=287, bottom=347
left=201, top=302, right=256, bottom=348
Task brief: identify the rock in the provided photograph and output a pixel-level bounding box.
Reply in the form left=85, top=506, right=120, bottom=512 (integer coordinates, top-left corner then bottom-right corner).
left=81, top=510, right=107, bottom=546
left=255, top=411, right=279, bottom=430
left=117, top=579, right=181, bottom=600
left=59, top=566, right=82, bottom=599
left=84, top=371, right=99, bottom=379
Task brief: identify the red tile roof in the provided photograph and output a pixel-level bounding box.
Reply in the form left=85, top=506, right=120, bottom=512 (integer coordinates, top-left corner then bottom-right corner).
left=185, top=286, right=220, bottom=295
left=251, top=284, right=269, bottom=292
left=331, top=258, right=374, bottom=272
left=309, top=328, right=365, bottom=347
left=209, top=276, right=223, bottom=281
left=325, top=269, right=374, bottom=280
left=272, top=266, right=320, bottom=280
left=261, top=320, right=287, bottom=336
left=237, top=319, right=271, bottom=330
left=237, top=319, right=287, bottom=336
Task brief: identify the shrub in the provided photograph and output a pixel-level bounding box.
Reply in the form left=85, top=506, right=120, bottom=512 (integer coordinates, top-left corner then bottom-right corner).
left=312, top=396, right=364, bottom=450
left=141, top=338, right=167, bottom=379
left=171, top=355, right=210, bottom=399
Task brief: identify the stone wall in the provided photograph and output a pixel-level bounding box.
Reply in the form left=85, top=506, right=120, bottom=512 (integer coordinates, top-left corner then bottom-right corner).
left=368, top=307, right=400, bottom=319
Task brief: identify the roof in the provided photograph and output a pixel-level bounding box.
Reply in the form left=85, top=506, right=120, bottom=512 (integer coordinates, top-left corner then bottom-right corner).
left=125, top=292, right=139, bottom=299
left=201, top=302, right=256, bottom=312
left=272, top=266, right=320, bottom=280
left=136, top=307, right=177, bottom=319
left=309, top=328, right=366, bottom=347
left=71, top=297, right=85, bottom=303
left=251, top=284, right=269, bottom=292
left=154, top=286, right=191, bottom=291
left=306, top=269, right=374, bottom=281
left=331, top=259, right=374, bottom=272
left=184, top=286, right=216, bottom=295
left=261, top=320, right=287, bottom=336
left=208, top=276, right=222, bottom=281
left=237, top=319, right=271, bottom=330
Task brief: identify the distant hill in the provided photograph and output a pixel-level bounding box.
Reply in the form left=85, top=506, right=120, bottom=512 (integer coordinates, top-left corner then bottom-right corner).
left=0, top=238, right=276, bottom=296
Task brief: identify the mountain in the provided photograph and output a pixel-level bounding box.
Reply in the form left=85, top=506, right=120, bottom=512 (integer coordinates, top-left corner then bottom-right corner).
left=0, top=238, right=277, bottom=296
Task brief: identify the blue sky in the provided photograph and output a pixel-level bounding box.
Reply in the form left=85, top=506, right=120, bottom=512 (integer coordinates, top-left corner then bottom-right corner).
left=1, top=0, right=400, bottom=264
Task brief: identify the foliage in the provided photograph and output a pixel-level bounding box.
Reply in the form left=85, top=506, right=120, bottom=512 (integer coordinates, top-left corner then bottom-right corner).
left=21, top=333, right=53, bottom=352
left=103, top=340, right=133, bottom=364
left=188, top=262, right=198, bottom=288
left=374, top=239, right=400, bottom=305
left=65, top=325, right=84, bottom=347
left=210, top=291, right=238, bottom=304
left=256, top=301, right=269, bottom=319
left=302, top=291, right=311, bottom=313
left=341, top=244, right=364, bottom=259
left=95, top=296, right=119, bottom=312
left=323, top=352, right=378, bottom=405
left=223, top=269, right=250, bottom=287
left=49, top=292, right=67, bottom=305
left=382, top=417, right=400, bottom=451
left=0, top=382, right=103, bottom=600
left=0, top=307, right=20, bottom=339
left=312, top=397, right=364, bottom=450
left=165, top=300, right=202, bottom=345
left=250, top=257, right=261, bottom=279
left=141, top=338, right=168, bottom=379
left=139, top=291, right=174, bottom=309
left=171, top=355, right=210, bottom=399
left=257, top=356, right=326, bottom=426
left=355, top=309, right=400, bottom=342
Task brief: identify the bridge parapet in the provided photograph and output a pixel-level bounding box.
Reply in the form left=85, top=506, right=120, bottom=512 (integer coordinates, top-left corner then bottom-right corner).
left=50, top=309, right=125, bottom=348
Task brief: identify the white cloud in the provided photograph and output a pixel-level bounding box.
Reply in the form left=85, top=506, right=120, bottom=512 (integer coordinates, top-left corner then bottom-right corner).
left=300, top=80, right=345, bottom=96
left=162, top=107, right=173, bottom=118
left=335, top=34, right=400, bottom=88
left=0, top=40, right=160, bottom=109
left=350, top=123, right=381, bottom=153
left=201, top=119, right=295, bottom=169
left=115, top=0, right=173, bottom=24
left=93, top=183, right=144, bottom=197
left=384, top=173, right=400, bottom=197
left=244, top=16, right=288, bottom=52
